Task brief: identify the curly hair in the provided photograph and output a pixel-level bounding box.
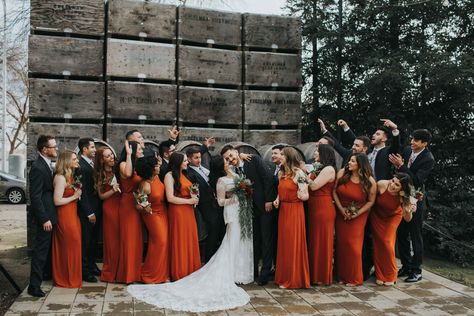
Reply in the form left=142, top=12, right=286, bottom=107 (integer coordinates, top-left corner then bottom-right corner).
left=338, top=153, right=374, bottom=198
left=135, top=156, right=159, bottom=181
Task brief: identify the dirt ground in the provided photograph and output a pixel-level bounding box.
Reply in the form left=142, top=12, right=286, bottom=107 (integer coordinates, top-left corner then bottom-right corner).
left=0, top=204, right=29, bottom=316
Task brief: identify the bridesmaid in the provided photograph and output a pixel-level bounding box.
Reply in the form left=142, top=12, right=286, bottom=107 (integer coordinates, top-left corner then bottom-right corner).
left=307, top=144, right=337, bottom=285
left=94, top=147, right=121, bottom=283
left=116, top=140, right=144, bottom=284
left=164, top=152, right=200, bottom=281
left=333, top=153, right=376, bottom=286
left=135, top=155, right=170, bottom=283
left=274, top=147, right=310, bottom=289
left=52, top=150, right=82, bottom=288
left=371, top=172, right=415, bottom=285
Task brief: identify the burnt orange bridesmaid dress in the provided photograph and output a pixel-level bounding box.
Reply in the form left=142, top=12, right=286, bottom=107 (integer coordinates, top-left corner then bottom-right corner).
left=275, top=177, right=310, bottom=289
left=52, top=178, right=82, bottom=288
left=141, top=176, right=170, bottom=283
left=116, top=173, right=143, bottom=284
left=100, top=183, right=121, bottom=282
left=371, top=189, right=403, bottom=283
left=168, top=173, right=201, bottom=281
left=335, top=179, right=369, bottom=285
left=308, top=181, right=336, bottom=285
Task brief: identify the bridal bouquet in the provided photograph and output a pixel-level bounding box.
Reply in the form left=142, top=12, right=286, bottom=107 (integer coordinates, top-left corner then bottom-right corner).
left=230, top=174, right=253, bottom=240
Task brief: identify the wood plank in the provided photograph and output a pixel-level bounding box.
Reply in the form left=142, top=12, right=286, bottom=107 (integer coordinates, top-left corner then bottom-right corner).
left=179, top=127, right=241, bottom=155
left=108, top=0, right=176, bottom=39
left=29, top=79, right=104, bottom=119
left=179, top=86, right=241, bottom=125
left=107, top=39, right=175, bottom=80
left=245, top=52, right=301, bottom=88
left=107, top=81, right=177, bottom=121
left=27, top=122, right=102, bottom=160
left=28, top=35, right=103, bottom=77
left=244, top=90, right=301, bottom=125
left=178, top=7, right=241, bottom=46
left=244, top=129, right=300, bottom=147
left=243, top=14, right=301, bottom=49
left=106, top=123, right=170, bottom=154
left=178, top=46, right=241, bottom=85
left=30, top=0, right=104, bottom=36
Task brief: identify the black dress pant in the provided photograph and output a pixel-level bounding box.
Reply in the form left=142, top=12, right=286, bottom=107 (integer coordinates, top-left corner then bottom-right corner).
left=203, top=211, right=225, bottom=263
left=397, top=202, right=425, bottom=274
left=80, top=216, right=94, bottom=275
left=253, top=207, right=276, bottom=279
left=29, top=224, right=52, bottom=288
left=362, top=221, right=374, bottom=280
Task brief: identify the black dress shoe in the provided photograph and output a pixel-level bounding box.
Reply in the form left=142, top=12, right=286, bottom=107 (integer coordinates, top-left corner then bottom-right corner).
left=397, top=266, right=410, bottom=277
left=43, top=273, right=52, bottom=281
left=27, top=286, right=45, bottom=297
left=92, top=266, right=101, bottom=276
left=83, top=274, right=98, bottom=283
left=405, top=273, right=422, bottom=283
left=257, top=276, right=268, bottom=286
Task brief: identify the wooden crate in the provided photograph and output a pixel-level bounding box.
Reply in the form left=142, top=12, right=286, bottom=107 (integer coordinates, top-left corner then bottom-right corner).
left=179, top=86, right=241, bottom=125
left=108, top=0, right=176, bottom=39
left=29, top=79, right=104, bottom=119
left=243, top=14, right=301, bottom=50
left=106, top=123, right=170, bottom=154
left=107, top=39, right=175, bottom=80
left=30, top=0, right=104, bottom=36
left=179, top=127, right=242, bottom=155
left=29, top=35, right=103, bottom=77
left=178, top=46, right=241, bottom=85
left=244, top=129, right=300, bottom=148
left=107, top=81, right=177, bottom=121
left=244, top=90, right=301, bottom=125
left=27, top=122, right=102, bottom=161
left=178, top=7, right=241, bottom=46
left=245, top=52, right=301, bottom=88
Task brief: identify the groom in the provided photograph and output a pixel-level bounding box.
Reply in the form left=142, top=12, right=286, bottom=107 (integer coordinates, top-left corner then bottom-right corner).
left=221, top=145, right=275, bottom=286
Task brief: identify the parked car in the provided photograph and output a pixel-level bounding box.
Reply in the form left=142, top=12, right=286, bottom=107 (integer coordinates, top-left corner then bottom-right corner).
left=0, top=171, right=26, bottom=204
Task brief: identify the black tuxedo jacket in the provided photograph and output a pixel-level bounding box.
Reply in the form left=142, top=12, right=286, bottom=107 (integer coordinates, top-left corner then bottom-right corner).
left=159, top=160, right=169, bottom=182
left=241, top=156, right=275, bottom=214
left=187, top=166, right=219, bottom=221
left=77, top=157, right=101, bottom=218
left=325, top=130, right=352, bottom=164
left=398, top=147, right=434, bottom=211
left=29, top=156, right=57, bottom=225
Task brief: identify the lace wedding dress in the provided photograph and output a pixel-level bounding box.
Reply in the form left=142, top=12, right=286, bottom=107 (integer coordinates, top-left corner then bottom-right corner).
left=128, top=175, right=253, bottom=312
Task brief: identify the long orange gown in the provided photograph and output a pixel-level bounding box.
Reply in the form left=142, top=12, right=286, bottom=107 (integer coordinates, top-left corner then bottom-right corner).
left=52, top=179, right=82, bottom=288
left=335, top=179, right=369, bottom=285
left=100, top=183, right=121, bottom=283
left=275, top=177, right=310, bottom=289
left=141, top=176, right=170, bottom=283
left=169, top=173, right=201, bottom=281
left=308, top=181, right=336, bottom=285
left=371, top=189, right=403, bottom=283
left=116, top=173, right=143, bottom=284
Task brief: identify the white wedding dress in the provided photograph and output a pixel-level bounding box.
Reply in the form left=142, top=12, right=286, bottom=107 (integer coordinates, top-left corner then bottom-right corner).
left=128, top=175, right=253, bottom=312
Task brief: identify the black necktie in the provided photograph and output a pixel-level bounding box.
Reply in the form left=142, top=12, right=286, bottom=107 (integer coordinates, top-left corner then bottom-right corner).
left=237, top=166, right=244, bottom=176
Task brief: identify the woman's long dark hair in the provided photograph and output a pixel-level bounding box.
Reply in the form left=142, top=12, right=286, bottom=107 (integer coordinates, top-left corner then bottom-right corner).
left=167, top=152, right=186, bottom=195
left=135, top=156, right=158, bottom=181
left=318, top=144, right=337, bottom=171
left=394, top=172, right=413, bottom=208
left=115, top=141, right=139, bottom=179
left=209, top=155, right=226, bottom=191
left=339, top=153, right=373, bottom=198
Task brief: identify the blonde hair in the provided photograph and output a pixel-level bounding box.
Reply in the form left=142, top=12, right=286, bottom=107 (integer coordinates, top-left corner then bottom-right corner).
left=54, top=150, right=77, bottom=180
left=280, top=147, right=302, bottom=178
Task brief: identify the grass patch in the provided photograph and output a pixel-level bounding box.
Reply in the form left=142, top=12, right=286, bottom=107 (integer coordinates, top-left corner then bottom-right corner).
left=424, top=255, right=474, bottom=288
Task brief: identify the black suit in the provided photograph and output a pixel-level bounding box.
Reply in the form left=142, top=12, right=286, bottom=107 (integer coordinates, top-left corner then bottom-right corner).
left=239, top=156, right=275, bottom=279
left=77, top=157, right=102, bottom=276
left=397, top=147, right=434, bottom=274
left=324, top=130, right=352, bottom=165
left=187, top=166, right=225, bottom=262
left=29, top=156, right=57, bottom=288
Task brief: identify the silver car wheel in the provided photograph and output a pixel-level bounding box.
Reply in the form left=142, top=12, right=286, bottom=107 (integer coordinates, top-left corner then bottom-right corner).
left=8, top=189, right=24, bottom=204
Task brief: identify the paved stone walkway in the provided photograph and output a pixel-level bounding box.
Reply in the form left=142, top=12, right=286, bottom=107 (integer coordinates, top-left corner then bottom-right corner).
left=6, top=268, right=474, bottom=316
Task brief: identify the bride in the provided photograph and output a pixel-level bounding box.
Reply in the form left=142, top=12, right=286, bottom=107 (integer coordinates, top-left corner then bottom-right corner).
left=128, top=155, right=253, bottom=312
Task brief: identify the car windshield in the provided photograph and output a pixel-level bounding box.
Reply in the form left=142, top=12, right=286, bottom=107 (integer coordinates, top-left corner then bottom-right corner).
left=0, top=171, right=23, bottom=181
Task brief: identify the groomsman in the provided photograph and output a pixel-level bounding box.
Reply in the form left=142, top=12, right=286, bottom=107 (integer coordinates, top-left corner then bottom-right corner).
left=158, top=125, right=180, bottom=181
left=221, top=145, right=275, bottom=286
left=77, top=138, right=101, bottom=282
left=186, top=137, right=225, bottom=262
left=390, top=129, right=434, bottom=282
left=269, top=145, right=284, bottom=273
left=28, top=135, right=58, bottom=297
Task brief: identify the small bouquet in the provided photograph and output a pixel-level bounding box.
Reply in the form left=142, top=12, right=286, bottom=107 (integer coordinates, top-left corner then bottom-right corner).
left=308, top=162, right=324, bottom=181
left=230, top=174, right=254, bottom=239
left=110, top=175, right=121, bottom=193
left=70, top=174, right=82, bottom=191
left=347, top=201, right=360, bottom=217
left=190, top=183, right=200, bottom=207
left=133, top=188, right=150, bottom=209
left=296, top=175, right=308, bottom=184
left=406, top=185, right=424, bottom=205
